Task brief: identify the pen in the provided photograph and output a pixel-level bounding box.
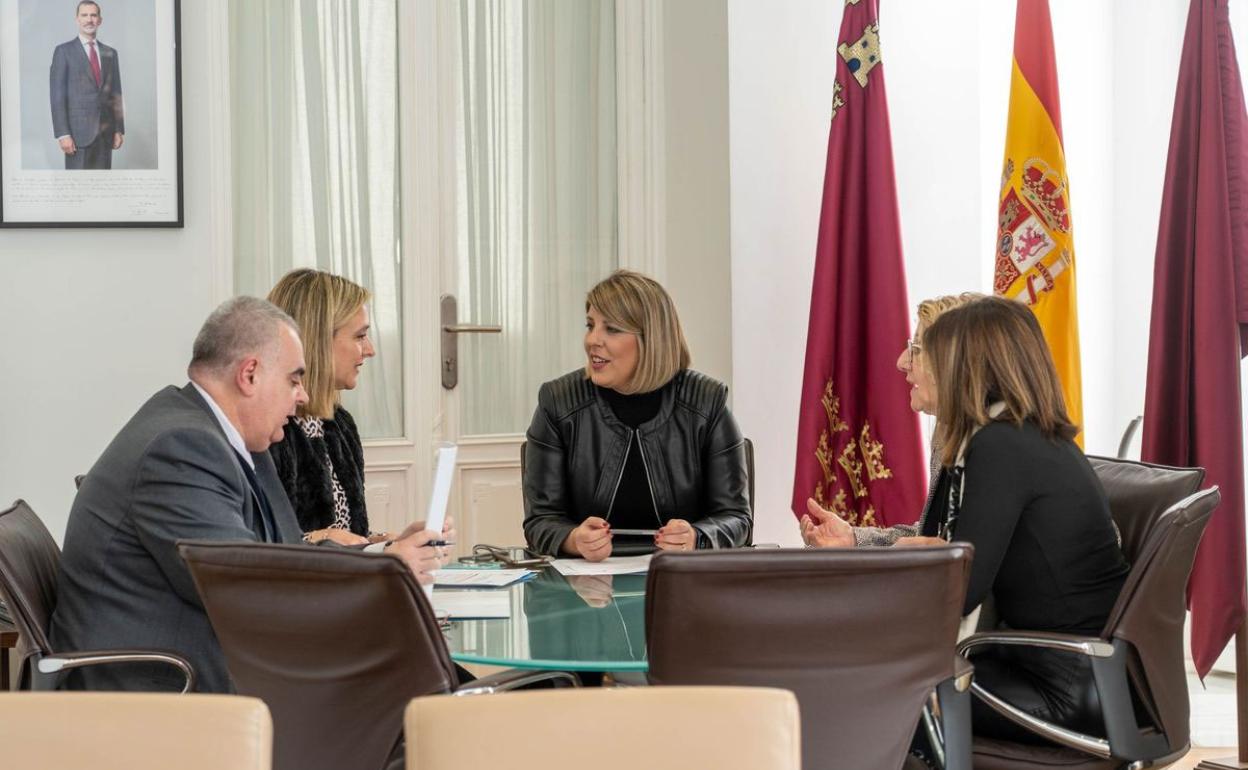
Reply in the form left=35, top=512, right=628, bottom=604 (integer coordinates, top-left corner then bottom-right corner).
left=427, top=540, right=455, bottom=547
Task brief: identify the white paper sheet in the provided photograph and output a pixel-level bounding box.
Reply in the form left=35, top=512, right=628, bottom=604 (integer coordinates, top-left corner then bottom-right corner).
left=424, top=443, right=458, bottom=536
left=550, top=554, right=653, bottom=576
left=432, top=589, right=511, bottom=619
left=432, top=569, right=535, bottom=587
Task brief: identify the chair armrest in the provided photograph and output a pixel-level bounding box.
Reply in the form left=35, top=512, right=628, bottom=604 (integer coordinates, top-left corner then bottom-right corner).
left=452, top=668, right=580, bottom=695
left=957, top=630, right=1115, bottom=659
left=957, top=633, right=1176, bottom=762
left=37, top=649, right=196, bottom=693
left=956, top=633, right=1116, bottom=759
left=965, top=677, right=1113, bottom=758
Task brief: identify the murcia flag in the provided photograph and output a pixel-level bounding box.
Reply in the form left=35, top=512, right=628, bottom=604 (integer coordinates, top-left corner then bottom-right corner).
left=995, top=0, right=1084, bottom=443
left=1143, top=0, right=1248, bottom=680
left=791, top=0, right=925, bottom=528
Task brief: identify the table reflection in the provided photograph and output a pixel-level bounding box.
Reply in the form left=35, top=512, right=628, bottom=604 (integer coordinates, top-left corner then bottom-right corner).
left=442, top=568, right=648, bottom=672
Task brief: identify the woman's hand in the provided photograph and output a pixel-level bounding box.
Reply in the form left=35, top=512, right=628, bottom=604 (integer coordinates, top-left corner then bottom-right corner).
left=309, top=528, right=370, bottom=546
left=799, top=498, right=854, bottom=548
left=564, top=517, right=613, bottom=561
left=655, top=519, right=698, bottom=551
left=566, top=575, right=614, bottom=608
left=894, top=536, right=947, bottom=548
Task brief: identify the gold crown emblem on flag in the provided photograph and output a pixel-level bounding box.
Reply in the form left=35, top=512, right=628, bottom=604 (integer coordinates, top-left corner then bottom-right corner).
left=1019, top=158, right=1070, bottom=234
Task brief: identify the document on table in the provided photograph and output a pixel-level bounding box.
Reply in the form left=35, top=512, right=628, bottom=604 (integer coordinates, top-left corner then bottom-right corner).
left=550, top=554, right=653, bottom=576
left=432, top=568, right=535, bottom=588
left=432, top=590, right=511, bottom=619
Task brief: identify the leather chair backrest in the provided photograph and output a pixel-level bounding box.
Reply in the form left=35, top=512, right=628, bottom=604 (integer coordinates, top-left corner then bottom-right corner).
left=178, top=541, right=458, bottom=770
left=1088, top=456, right=1204, bottom=563
left=0, top=692, right=273, bottom=770
left=645, top=546, right=973, bottom=770
left=0, top=500, right=61, bottom=686
left=406, top=686, right=802, bottom=770
left=1102, top=487, right=1219, bottom=754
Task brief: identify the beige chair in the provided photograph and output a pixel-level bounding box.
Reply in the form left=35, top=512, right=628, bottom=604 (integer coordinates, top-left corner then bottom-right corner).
left=406, top=686, right=801, bottom=770
left=0, top=692, right=272, bottom=770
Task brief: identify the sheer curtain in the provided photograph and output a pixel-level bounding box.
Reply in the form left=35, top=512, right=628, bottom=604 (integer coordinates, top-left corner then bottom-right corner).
left=454, top=0, right=619, bottom=436
left=229, top=0, right=403, bottom=439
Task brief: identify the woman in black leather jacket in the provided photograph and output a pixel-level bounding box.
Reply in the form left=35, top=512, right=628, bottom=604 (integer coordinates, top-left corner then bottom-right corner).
left=522, top=270, right=752, bottom=561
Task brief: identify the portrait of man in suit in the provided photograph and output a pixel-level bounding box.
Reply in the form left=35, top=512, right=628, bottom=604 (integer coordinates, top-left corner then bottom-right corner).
left=49, top=0, right=124, bottom=170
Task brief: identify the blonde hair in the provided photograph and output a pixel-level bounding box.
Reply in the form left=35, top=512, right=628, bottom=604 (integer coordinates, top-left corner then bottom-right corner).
left=915, top=292, right=983, bottom=330
left=923, top=296, right=1078, bottom=466
left=267, top=269, right=371, bottom=419
left=585, top=270, right=691, bottom=394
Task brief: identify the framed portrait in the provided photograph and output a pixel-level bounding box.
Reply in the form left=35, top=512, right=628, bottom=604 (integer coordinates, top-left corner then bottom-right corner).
left=0, top=0, right=182, bottom=227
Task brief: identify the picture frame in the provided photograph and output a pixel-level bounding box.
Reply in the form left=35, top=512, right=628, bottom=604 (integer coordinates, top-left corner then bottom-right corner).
left=0, top=0, right=183, bottom=227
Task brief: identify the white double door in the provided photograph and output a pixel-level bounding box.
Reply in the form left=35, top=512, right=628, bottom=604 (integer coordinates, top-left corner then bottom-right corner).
left=358, top=0, right=664, bottom=555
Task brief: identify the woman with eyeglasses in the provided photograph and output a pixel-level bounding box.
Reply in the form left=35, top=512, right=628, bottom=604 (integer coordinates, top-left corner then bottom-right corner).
left=522, top=270, right=752, bottom=561
left=812, top=295, right=1129, bottom=746
left=801, top=293, right=978, bottom=547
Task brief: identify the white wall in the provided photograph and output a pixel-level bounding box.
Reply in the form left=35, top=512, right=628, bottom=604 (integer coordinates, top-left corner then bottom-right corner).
left=663, top=0, right=733, bottom=388
left=0, top=0, right=230, bottom=541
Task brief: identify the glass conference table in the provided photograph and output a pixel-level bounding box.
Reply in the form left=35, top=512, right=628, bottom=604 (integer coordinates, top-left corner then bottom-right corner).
left=440, top=567, right=649, bottom=673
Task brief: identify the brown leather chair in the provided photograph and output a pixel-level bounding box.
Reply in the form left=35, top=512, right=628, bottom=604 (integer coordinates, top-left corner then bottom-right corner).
left=645, top=546, right=976, bottom=770
left=0, top=499, right=194, bottom=691
left=406, top=686, right=802, bottom=770
left=0, top=692, right=272, bottom=769
left=178, top=541, right=576, bottom=770
left=960, top=455, right=1217, bottom=770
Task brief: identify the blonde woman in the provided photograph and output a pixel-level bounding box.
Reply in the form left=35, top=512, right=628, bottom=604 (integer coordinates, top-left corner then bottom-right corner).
left=802, top=293, right=980, bottom=548
left=523, top=270, right=752, bottom=561
left=266, top=269, right=382, bottom=545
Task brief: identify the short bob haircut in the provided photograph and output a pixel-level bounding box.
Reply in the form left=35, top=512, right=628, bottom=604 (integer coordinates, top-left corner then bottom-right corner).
left=267, top=268, right=371, bottom=419
left=922, top=296, right=1078, bottom=467
left=585, top=270, right=691, bottom=394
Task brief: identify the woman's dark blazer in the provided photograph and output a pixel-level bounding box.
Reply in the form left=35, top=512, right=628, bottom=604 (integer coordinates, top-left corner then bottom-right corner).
left=522, top=368, right=752, bottom=555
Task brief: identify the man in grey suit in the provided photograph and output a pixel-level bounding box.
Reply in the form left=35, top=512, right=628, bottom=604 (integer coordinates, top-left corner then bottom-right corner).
left=50, top=297, right=446, bottom=693
left=50, top=1, right=124, bottom=170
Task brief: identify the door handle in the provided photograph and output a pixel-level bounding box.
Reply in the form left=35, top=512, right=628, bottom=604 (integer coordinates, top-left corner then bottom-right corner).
left=441, top=294, right=502, bottom=389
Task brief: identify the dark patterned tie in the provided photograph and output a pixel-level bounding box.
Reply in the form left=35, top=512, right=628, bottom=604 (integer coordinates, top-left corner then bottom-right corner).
left=88, top=42, right=101, bottom=87
left=233, top=451, right=275, bottom=543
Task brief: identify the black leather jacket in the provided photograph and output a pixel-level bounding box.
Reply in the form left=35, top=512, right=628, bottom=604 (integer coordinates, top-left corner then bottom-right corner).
left=523, top=369, right=752, bottom=555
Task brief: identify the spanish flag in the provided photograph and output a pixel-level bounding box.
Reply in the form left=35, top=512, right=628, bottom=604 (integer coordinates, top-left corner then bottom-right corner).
left=995, top=0, right=1083, bottom=442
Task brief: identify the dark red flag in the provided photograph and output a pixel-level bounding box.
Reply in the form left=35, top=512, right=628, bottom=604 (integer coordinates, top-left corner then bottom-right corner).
left=1142, top=0, right=1248, bottom=679
left=790, top=0, right=925, bottom=528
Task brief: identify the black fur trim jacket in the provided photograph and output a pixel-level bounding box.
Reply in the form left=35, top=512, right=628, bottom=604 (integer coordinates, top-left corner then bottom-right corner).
left=269, top=406, right=369, bottom=536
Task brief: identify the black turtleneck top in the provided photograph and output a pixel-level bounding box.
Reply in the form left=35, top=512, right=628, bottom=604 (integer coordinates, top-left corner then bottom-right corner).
left=597, top=385, right=665, bottom=532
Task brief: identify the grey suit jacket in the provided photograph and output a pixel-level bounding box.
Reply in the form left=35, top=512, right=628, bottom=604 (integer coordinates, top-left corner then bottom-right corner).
left=49, top=384, right=302, bottom=693
left=49, top=38, right=124, bottom=146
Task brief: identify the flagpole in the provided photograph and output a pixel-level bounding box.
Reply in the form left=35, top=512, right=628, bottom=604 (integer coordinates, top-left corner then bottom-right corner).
left=1196, top=618, right=1248, bottom=769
